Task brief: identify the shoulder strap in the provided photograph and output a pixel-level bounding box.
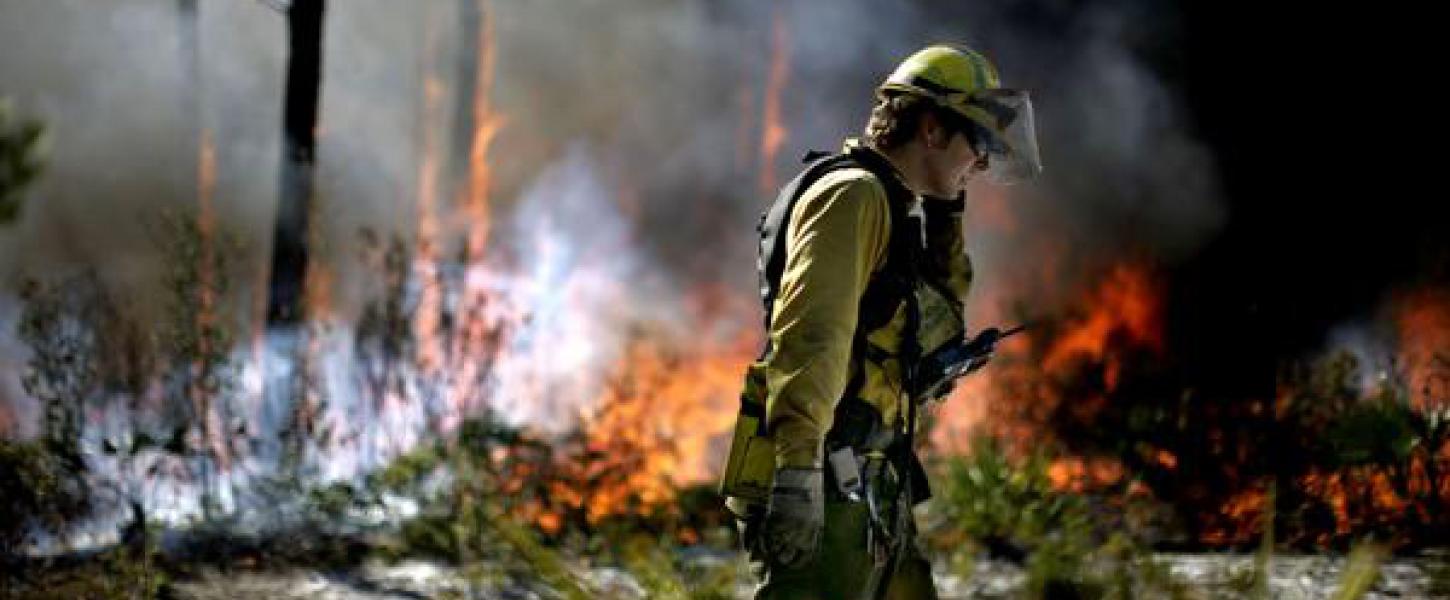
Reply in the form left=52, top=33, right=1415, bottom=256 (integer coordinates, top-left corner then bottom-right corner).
left=754, top=148, right=925, bottom=444
left=756, top=151, right=863, bottom=334
left=756, top=148, right=917, bottom=332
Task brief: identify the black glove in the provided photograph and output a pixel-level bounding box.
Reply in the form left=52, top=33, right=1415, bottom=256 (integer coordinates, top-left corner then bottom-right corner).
left=761, top=466, right=824, bottom=568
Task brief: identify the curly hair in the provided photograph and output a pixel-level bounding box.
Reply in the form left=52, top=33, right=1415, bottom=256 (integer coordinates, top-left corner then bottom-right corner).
left=864, top=91, right=984, bottom=152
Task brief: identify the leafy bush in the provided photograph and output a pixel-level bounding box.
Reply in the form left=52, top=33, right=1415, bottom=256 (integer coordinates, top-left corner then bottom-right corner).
left=0, top=439, right=87, bottom=560
left=2, top=274, right=129, bottom=560
left=926, top=435, right=1189, bottom=597
left=928, top=434, right=1107, bottom=594
left=932, top=435, right=1091, bottom=551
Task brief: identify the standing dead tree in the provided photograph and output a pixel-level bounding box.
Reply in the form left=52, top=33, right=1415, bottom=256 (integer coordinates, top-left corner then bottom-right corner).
left=261, top=0, right=326, bottom=475
left=266, top=0, right=325, bottom=328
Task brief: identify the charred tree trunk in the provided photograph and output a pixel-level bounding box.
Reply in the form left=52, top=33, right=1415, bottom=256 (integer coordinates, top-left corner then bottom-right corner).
left=265, top=0, right=325, bottom=474
left=267, top=0, right=325, bottom=327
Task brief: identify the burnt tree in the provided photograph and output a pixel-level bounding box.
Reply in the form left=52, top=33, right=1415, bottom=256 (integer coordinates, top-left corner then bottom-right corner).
left=267, top=0, right=325, bottom=327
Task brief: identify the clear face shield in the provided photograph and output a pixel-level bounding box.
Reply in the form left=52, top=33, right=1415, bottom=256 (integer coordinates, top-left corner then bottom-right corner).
left=964, top=89, right=1042, bottom=184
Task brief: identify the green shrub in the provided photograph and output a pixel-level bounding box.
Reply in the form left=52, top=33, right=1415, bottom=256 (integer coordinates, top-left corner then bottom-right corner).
left=0, top=439, right=87, bottom=560
left=929, top=436, right=1099, bottom=595
left=928, top=435, right=1200, bottom=598
left=932, top=435, right=1092, bottom=552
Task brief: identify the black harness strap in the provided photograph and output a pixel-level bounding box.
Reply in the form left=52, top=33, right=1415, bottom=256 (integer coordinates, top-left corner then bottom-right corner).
left=753, top=146, right=922, bottom=446
left=752, top=146, right=932, bottom=600
left=756, top=152, right=864, bottom=337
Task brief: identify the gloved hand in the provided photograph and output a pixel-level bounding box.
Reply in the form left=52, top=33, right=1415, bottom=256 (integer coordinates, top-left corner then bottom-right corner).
left=761, top=466, right=824, bottom=569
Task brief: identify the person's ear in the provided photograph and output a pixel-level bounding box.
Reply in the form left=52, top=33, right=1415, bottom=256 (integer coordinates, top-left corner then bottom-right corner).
left=921, top=113, right=946, bottom=149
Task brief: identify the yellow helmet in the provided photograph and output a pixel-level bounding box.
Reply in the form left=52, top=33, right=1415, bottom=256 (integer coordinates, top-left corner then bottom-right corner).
left=879, top=44, right=1043, bottom=182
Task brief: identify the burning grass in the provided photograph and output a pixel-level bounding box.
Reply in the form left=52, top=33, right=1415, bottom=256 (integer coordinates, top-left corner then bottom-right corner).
left=4, top=97, right=1448, bottom=593
left=3, top=218, right=1447, bottom=598
left=931, top=260, right=1450, bottom=551
left=4, top=233, right=1448, bottom=598
left=0, top=218, right=749, bottom=596
left=324, top=414, right=743, bottom=599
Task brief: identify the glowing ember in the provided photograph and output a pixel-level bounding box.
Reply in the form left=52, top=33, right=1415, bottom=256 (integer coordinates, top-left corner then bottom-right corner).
left=1154, top=449, right=1178, bottom=470
left=1200, top=486, right=1267, bottom=546
left=1047, top=456, right=1125, bottom=493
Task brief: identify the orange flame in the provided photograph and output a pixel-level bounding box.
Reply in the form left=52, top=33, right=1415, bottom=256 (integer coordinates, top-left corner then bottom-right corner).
left=1203, top=290, right=1450, bottom=546
left=447, top=2, right=506, bottom=424
left=1043, top=264, right=1165, bottom=390
left=1206, top=466, right=1434, bottom=547
left=1200, top=485, right=1268, bottom=546
left=566, top=290, right=757, bottom=523
left=1047, top=456, right=1126, bottom=493
left=194, top=127, right=228, bottom=470
left=462, top=1, right=502, bottom=264
left=413, top=74, right=446, bottom=377
left=932, top=262, right=1166, bottom=457
left=1153, top=449, right=1179, bottom=470
left=1392, top=288, right=1450, bottom=410
left=758, top=10, right=790, bottom=195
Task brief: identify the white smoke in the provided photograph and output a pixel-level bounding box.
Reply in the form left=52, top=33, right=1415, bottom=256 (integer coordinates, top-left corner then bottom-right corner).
left=484, top=143, right=677, bottom=427
left=0, top=0, right=1227, bottom=534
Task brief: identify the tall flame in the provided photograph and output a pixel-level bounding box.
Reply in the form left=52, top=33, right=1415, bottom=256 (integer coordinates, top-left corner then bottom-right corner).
left=413, top=74, right=446, bottom=379
left=462, top=1, right=502, bottom=265
left=1043, top=264, right=1164, bottom=390
left=448, top=1, right=505, bottom=425
left=932, top=262, right=1166, bottom=455
left=298, top=159, right=333, bottom=449
left=758, top=10, right=790, bottom=195
left=194, top=127, right=227, bottom=471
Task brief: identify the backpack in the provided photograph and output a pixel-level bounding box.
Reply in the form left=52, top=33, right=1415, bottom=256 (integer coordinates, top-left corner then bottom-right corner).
left=719, top=146, right=924, bottom=502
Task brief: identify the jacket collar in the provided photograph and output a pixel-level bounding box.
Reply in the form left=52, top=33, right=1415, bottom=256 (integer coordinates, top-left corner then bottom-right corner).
left=843, top=138, right=919, bottom=205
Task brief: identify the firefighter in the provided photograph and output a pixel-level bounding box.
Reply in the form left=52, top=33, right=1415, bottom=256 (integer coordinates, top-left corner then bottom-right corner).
left=719, top=44, right=1041, bottom=599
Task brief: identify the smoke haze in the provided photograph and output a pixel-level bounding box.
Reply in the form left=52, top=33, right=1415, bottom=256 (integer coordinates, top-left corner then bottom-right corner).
left=0, top=0, right=1220, bottom=437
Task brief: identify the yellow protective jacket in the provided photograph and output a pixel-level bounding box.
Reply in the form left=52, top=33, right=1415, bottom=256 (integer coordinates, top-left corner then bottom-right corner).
left=765, top=141, right=973, bottom=470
